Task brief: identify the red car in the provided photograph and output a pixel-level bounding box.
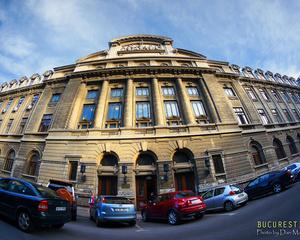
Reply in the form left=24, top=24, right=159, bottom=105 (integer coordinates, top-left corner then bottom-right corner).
left=141, top=191, right=206, bottom=225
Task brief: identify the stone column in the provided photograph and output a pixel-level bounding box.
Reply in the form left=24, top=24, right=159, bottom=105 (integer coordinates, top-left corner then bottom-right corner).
left=68, top=82, right=87, bottom=129
left=176, top=77, right=195, bottom=124
left=94, top=80, right=109, bottom=128
left=124, top=78, right=133, bottom=127
left=152, top=77, right=164, bottom=126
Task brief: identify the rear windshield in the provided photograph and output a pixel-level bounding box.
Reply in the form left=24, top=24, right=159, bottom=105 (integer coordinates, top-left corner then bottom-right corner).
left=230, top=185, right=242, bottom=194
left=103, top=197, right=132, bottom=204
left=175, top=192, right=195, bottom=199
left=33, top=184, right=59, bottom=198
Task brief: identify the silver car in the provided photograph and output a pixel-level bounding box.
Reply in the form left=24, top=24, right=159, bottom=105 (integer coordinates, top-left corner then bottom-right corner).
left=283, top=162, right=300, bottom=181
left=201, top=185, right=248, bottom=211
left=90, top=196, right=136, bottom=227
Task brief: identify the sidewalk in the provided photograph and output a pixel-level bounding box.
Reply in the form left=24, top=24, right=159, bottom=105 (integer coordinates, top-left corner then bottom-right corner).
left=77, top=206, right=142, bottom=220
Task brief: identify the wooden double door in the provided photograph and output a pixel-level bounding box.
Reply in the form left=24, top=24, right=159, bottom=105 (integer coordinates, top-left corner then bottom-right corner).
left=175, top=171, right=195, bottom=192
left=136, top=175, right=157, bottom=210
left=98, top=176, right=118, bottom=196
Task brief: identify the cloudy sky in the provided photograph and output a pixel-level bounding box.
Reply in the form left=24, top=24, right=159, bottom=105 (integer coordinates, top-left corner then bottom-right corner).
left=0, top=0, right=299, bottom=83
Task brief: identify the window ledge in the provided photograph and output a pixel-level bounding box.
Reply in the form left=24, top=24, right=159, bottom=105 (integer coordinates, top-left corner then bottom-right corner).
left=1, top=169, right=11, bottom=174
left=278, top=157, right=288, bottom=162
left=22, top=174, right=37, bottom=180
left=215, top=173, right=226, bottom=177
left=291, top=153, right=299, bottom=157
left=253, top=163, right=269, bottom=169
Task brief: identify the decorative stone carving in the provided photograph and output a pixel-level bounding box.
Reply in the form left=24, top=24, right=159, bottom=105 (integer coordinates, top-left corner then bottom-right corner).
left=19, top=76, right=29, bottom=83
left=120, top=43, right=163, bottom=52
left=30, top=73, right=41, bottom=81
left=43, top=70, right=54, bottom=78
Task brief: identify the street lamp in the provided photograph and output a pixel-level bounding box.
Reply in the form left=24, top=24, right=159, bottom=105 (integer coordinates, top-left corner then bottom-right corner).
left=122, top=165, right=128, bottom=184
left=163, top=163, right=169, bottom=181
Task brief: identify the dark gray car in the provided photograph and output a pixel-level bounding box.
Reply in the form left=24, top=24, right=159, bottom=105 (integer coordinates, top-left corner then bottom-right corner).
left=89, top=196, right=136, bottom=227
left=202, top=185, right=248, bottom=211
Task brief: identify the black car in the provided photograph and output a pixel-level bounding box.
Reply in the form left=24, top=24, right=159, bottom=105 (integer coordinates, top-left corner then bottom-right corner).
left=0, top=178, right=71, bottom=232
left=244, top=170, right=294, bottom=199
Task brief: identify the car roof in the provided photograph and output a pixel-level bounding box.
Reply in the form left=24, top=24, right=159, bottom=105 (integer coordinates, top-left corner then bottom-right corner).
left=158, top=190, right=194, bottom=196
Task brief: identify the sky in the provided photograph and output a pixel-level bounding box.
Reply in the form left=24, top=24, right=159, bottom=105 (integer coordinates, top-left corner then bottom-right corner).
left=0, top=0, right=299, bottom=83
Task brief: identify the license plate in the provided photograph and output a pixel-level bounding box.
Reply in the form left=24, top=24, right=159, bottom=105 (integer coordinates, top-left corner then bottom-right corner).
left=191, top=199, right=201, bottom=204
left=115, top=208, right=128, bottom=212
left=56, top=207, right=66, bottom=211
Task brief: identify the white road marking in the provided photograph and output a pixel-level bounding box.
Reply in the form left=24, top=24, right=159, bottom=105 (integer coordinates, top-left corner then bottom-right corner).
left=205, top=212, right=236, bottom=216
left=135, top=223, right=149, bottom=232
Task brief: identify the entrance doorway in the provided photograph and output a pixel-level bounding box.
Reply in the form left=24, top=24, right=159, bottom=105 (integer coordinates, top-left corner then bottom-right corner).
left=175, top=171, right=195, bottom=191
left=98, top=176, right=118, bottom=195
left=136, top=175, right=157, bottom=210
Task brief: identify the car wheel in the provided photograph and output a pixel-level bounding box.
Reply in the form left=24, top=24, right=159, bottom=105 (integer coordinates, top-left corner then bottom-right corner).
left=195, top=212, right=204, bottom=219
left=95, top=216, right=102, bottom=227
left=129, top=220, right=136, bottom=226
left=168, top=210, right=180, bottom=225
left=141, top=211, right=149, bottom=222
left=273, top=183, right=282, bottom=193
left=52, top=224, right=64, bottom=229
left=224, top=201, right=234, bottom=212
left=17, top=210, right=33, bottom=233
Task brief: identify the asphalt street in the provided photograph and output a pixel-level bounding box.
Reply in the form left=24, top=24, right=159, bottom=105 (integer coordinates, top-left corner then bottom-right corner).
left=1, top=182, right=300, bottom=240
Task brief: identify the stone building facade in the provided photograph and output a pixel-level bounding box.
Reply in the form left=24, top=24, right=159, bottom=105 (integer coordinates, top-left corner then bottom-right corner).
left=0, top=35, right=299, bottom=208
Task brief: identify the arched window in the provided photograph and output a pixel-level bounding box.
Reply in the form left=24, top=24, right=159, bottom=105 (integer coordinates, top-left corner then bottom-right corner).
left=27, top=152, right=40, bottom=176
left=4, top=150, right=15, bottom=172
left=250, top=141, right=266, bottom=165
left=101, top=154, right=118, bottom=166
left=287, top=136, right=298, bottom=155
left=137, top=153, right=155, bottom=166
left=273, top=138, right=286, bottom=160
left=173, top=151, right=191, bottom=163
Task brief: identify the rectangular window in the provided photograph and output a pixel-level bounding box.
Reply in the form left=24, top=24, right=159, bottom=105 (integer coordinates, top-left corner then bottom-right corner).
left=164, top=101, right=180, bottom=118
left=271, top=109, right=282, bottom=123
left=259, top=89, right=270, bottom=101
left=187, top=87, right=199, bottom=96
left=50, top=93, right=61, bottom=103
left=281, top=91, right=291, bottom=102
left=86, top=90, right=99, bottom=100
left=245, top=88, right=257, bottom=100
left=15, top=97, right=24, bottom=110
left=19, top=117, right=28, bottom=134
left=162, top=87, right=175, bottom=96
left=6, top=119, right=13, bottom=133
left=136, top=87, right=149, bottom=96
left=68, top=161, right=78, bottom=181
left=271, top=90, right=281, bottom=102
left=292, top=109, right=300, bottom=121
left=291, top=93, right=299, bottom=103
left=233, top=107, right=249, bottom=124
left=224, top=87, right=236, bottom=97
left=80, top=104, right=96, bottom=122
left=107, top=103, right=122, bottom=120
left=136, top=102, right=150, bottom=119
left=282, top=109, right=293, bottom=122
left=32, top=95, right=39, bottom=105
left=212, top=154, right=225, bottom=174
left=257, top=109, right=270, bottom=124
left=191, top=101, right=206, bottom=117
left=3, top=99, right=12, bottom=112
left=38, top=114, right=53, bottom=132
left=111, top=88, right=123, bottom=98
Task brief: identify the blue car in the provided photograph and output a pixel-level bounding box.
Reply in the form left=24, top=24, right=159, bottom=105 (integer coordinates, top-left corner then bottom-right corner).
left=0, top=178, right=70, bottom=232
left=90, top=196, right=136, bottom=227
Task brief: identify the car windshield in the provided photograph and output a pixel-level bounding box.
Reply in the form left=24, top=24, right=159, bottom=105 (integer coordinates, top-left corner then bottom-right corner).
left=33, top=184, right=60, bottom=198
left=103, top=197, right=132, bottom=204
left=230, top=185, right=242, bottom=194
left=287, top=165, right=297, bottom=170
left=175, top=191, right=195, bottom=199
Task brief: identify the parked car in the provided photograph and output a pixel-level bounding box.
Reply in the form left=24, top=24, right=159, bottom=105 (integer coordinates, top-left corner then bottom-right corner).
left=90, top=196, right=136, bottom=227
left=201, top=185, right=248, bottom=211
left=282, top=162, right=300, bottom=181
left=47, top=179, right=77, bottom=221
left=244, top=170, right=294, bottom=199
left=0, top=177, right=70, bottom=232
left=141, top=191, right=206, bottom=225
